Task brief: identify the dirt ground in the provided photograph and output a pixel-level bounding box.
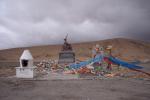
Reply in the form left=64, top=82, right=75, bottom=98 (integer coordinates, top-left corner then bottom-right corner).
left=0, top=78, right=150, bottom=100
left=0, top=62, right=150, bottom=100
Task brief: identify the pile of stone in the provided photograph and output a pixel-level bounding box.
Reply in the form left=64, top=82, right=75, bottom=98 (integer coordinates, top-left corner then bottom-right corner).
left=36, top=59, right=56, bottom=73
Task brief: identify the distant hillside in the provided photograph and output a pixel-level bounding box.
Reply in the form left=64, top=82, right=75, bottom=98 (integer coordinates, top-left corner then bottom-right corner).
left=0, top=38, right=150, bottom=62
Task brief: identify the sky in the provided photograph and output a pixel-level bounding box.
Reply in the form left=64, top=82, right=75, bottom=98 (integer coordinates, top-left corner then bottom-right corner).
left=0, top=0, right=150, bottom=50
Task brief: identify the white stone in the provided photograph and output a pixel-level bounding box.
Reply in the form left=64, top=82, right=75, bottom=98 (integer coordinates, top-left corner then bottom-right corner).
left=16, top=49, right=36, bottom=78
left=16, top=67, right=36, bottom=78
left=20, top=50, right=33, bottom=68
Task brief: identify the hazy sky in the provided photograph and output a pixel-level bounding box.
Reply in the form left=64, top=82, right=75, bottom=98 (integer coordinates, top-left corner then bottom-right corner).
left=0, top=0, right=150, bottom=49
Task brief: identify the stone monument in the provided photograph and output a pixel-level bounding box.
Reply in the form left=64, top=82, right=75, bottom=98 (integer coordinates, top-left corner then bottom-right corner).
left=16, top=50, right=36, bottom=78
left=58, top=34, right=75, bottom=64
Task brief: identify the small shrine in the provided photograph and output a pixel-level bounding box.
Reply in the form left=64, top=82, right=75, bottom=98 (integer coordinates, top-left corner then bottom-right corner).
left=16, top=50, right=36, bottom=78
left=58, top=34, right=75, bottom=64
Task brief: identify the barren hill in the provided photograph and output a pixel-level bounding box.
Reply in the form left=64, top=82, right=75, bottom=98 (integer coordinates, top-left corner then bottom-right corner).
left=0, top=38, right=150, bottom=62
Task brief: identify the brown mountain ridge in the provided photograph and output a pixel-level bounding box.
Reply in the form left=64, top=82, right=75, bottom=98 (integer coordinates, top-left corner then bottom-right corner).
left=0, top=38, right=150, bottom=62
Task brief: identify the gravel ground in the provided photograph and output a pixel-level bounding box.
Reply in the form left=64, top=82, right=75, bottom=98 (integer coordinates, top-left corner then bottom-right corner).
left=0, top=78, right=150, bottom=100
left=0, top=62, right=150, bottom=100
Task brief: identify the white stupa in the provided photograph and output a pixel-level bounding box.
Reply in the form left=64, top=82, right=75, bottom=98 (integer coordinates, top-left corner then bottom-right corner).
left=16, top=50, right=36, bottom=78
